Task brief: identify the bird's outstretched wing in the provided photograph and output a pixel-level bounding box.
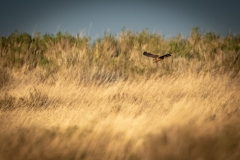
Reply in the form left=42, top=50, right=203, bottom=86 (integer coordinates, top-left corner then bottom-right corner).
left=159, top=53, right=171, bottom=59
left=143, top=52, right=159, bottom=58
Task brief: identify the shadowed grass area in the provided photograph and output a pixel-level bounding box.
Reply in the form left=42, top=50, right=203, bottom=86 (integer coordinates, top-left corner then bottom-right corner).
left=0, top=28, right=240, bottom=160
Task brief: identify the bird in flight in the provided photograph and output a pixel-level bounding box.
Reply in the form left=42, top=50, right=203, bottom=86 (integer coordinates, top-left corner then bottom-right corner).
left=143, top=51, right=171, bottom=63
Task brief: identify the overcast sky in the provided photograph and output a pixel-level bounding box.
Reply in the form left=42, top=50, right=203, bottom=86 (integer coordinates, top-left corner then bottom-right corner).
left=1, top=0, right=240, bottom=39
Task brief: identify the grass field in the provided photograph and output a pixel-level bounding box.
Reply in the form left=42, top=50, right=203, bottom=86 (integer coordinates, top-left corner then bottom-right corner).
left=0, top=28, right=240, bottom=159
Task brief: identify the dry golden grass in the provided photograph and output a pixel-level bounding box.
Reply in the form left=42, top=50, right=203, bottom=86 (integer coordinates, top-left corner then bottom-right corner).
left=0, top=67, right=240, bottom=160
left=0, top=29, right=240, bottom=159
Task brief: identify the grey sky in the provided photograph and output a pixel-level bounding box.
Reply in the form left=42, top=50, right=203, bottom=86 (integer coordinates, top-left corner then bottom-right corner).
left=1, top=0, right=240, bottom=39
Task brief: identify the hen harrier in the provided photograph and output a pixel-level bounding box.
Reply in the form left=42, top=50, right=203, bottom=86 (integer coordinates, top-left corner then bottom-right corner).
left=143, top=51, right=171, bottom=63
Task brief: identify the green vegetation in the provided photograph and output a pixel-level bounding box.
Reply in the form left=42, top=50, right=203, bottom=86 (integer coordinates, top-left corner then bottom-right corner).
left=0, top=28, right=240, bottom=160
left=1, top=28, right=239, bottom=78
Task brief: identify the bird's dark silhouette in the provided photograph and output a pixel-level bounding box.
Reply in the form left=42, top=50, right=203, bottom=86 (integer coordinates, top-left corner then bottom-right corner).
left=143, top=51, right=171, bottom=63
